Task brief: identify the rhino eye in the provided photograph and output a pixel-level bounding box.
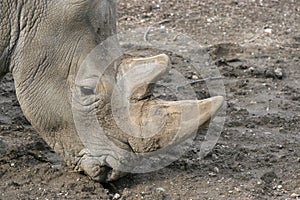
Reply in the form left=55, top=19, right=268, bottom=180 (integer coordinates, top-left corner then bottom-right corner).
left=80, top=86, right=94, bottom=96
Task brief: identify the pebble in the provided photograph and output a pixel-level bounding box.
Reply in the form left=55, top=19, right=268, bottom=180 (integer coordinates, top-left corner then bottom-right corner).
left=209, top=172, right=217, bottom=177
left=207, top=18, right=213, bottom=23
left=257, top=181, right=262, bottom=185
left=274, top=67, right=283, bottom=78
left=113, top=193, right=121, bottom=200
left=264, top=132, right=272, bottom=135
left=248, top=66, right=255, bottom=72
left=264, top=28, right=273, bottom=34
left=192, top=75, right=199, bottom=80
left=155, top=187, right=166, bottom=199
left=156, top=187, right=166, bottom=193
left=276, top=144, right=284, bottom=149
left=291, top=193, right=300, bottom=198
left=213, top=167, right=220, bottom=173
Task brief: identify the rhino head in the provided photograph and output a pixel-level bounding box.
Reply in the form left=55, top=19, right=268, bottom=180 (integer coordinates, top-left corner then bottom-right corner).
left=1, top=0, right=224, bottom=182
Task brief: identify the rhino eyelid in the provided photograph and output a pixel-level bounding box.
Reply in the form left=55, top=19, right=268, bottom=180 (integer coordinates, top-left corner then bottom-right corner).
left=80, top=86, right=95, bottom=96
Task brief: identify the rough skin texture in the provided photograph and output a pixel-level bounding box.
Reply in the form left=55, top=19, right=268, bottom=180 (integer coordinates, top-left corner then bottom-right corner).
left=0, top=0, right=118, bottom=181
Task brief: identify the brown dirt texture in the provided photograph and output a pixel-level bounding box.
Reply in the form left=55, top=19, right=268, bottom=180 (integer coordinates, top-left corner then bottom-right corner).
left=0, top=0, right=299, bottom=199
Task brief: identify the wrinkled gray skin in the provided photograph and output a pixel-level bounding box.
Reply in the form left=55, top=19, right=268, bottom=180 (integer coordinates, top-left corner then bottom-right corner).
left=0, top=0, right=118, bottom=182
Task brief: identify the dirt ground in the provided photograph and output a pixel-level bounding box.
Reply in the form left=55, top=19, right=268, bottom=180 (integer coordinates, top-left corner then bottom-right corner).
left=0, top=0, right=299, bottom=199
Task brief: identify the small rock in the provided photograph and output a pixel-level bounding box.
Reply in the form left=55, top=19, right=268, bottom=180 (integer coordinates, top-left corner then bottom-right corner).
left=264, top=28, right=273, bottom=34
left=155, top=187, right=166, bottom=200
left=209, top=172, right=217, bottom=177
left=274, top=68, right=283, bottom=78
left=291, top=193, right=300, bottom=198
left=248, top=66, right=255, bottom=72
left=192, top=75, right=199, bottom=80
left=277, top=185, right=283, bottom=189
left=257, top=181, right=262, bottom=185
left=213, top=167, right=220, bottom=173
left=207, top=18, right=213, bottom=23
left=276, top=144, right=284, bottom=149
left=217, top=177, right=224, bottom=183
left=156, top=187, right=166, bottom=193
left=113, top=193, right=121, bottom=200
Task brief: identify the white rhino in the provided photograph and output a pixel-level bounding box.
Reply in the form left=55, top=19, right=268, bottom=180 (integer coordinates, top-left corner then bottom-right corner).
left=0, top=0, right=224, bottom=182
